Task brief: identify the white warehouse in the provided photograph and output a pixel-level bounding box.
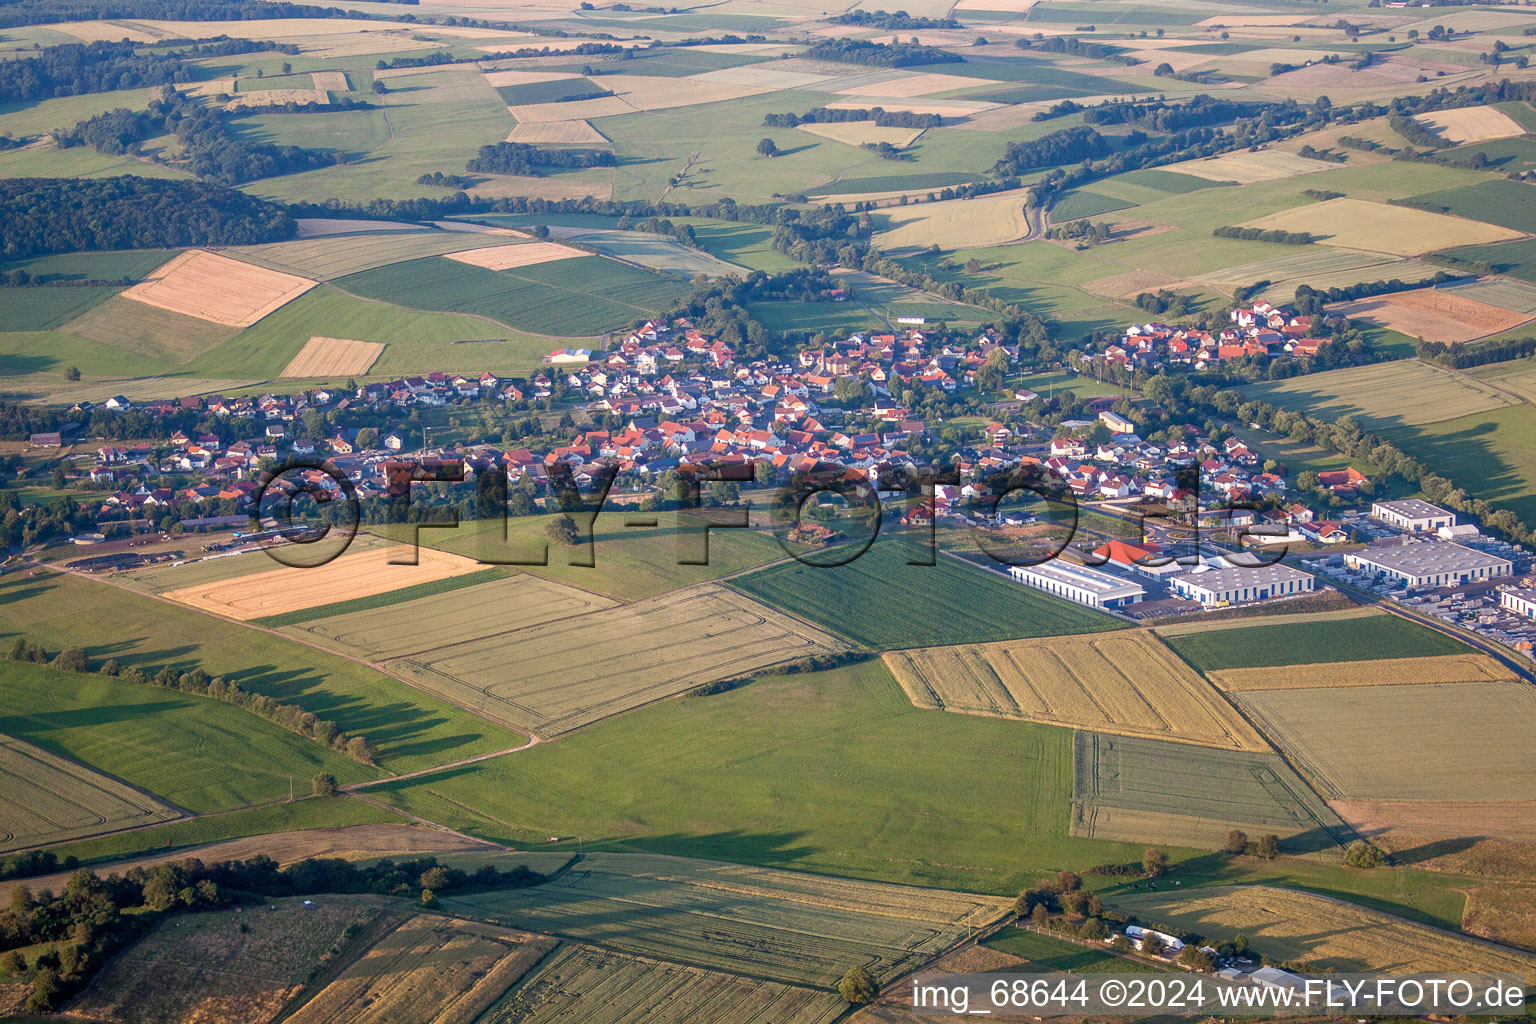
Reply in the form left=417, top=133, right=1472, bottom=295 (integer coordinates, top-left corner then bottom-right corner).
left=1169, top=563, right=1314, bottom=608
left=1502, top=587, right=1536, bottom=619
left=1345, top=541, right=1512, bottom=589
left=1008, top=560, right=1145, bottom=609
left=1371, top=499, right=1456, bottom=533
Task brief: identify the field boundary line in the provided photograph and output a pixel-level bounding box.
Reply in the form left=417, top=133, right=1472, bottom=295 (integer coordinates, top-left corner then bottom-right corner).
left=343, top=735, right=541, bottom=792
left=317, top=281, right=604, bottom=343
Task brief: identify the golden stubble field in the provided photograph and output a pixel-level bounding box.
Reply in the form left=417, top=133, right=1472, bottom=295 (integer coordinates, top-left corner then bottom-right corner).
left=280, top=336, right=386, bottom=378
left=121, top=250, right=317, bottom=327
left=0, top=733, right=179, bottom=851
left=443, top=242, right=589, bottom=270
left=1207, top=652, right=1517, bottom=690
left=885, top=631, right=1268, bottom=752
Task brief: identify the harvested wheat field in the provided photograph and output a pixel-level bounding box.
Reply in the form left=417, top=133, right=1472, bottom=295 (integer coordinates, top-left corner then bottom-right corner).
left=835, top=71, right=982, bottom=98
left=607, top=74, right=772, bottom=111
left=690, top=65, right=842, bottom=90
left=1112, top=886, right=1536, bottom=975
left=1415, top=105, right=1525, bottom=145
left=1237, top=198, right=1524, bottom=256
left=1082, top=269, right=1194, bottom=299
left=506, top=119, right=607, bottom=145
left=875, top=189, right=1031, bottom=250
left=506, top=95, right=634, bottom=122
left=479, top=944, right=846, bottom=1024
left=226, top=88, right=330, bottom=109
left=1151, top=606, right=1386, bottom=636
left=1462, top=884, right=1536, bottom=953
left=0, top=733, right=179, bottom=852
left=71, top=896, right=401, bottom=1024
left=797, top=120, right=925, bottom=148
left=885, top=632, right=1267, bottom=752
left=444, top=242, right=589, bottom=270
left=162, top=545, right=484, bottom=620
left=311, top=71, right=349, bottom=92
left=1331, top=287, right=1532, bottom=343
left=181, top=77, right=235, bottom=97
left=1331, top=798, right=1536, bottom=848
left=482, top=68, right=580, bottom=87
left=121, top=250, right=317, bottom=327
left=285, top=915, right=557, bottom=1024
left=1167, top=149, right=1340, bottom=183
left=281, top=336, right=385, bottom=378
left=388, top=583, right=849, bottom=735
left=826, top=98, right=999, bottom=118
left=1208, top=652, right=1517, bottom=690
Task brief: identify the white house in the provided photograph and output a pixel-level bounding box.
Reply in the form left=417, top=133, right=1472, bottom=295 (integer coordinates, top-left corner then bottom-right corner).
left=1501, top=586, right=1536, bottom=619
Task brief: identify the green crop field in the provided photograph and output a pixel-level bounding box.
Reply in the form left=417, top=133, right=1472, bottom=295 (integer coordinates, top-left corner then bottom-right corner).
left=480, top=943, right=845, bottom=1024
left=0, top=732, right=179, bottom=852
left=1049, top=189, right=1138, bottom=222
left=0, top=285, right=121, bottom=332
left=0, top=660, right=376, bottom=814
left=1403, top=179, right=1536, bottom=234
left=1435, top=237, right=1536, bottom=283
left=1238, top=358, right=1520, bottom=430
left=441, top=850, right=1009, bottom=987
left=255, top=568, right=508, bottom=629
left=0, top=572, right=525, bottom=773
left=1234, top=681, right=1536, bottom=801
left=229, top=230, right=518, bottom=280
left=1382, top=401, right=1536, bottom=524
left=377, top=511, right=786, bottom=602
left=733, top=542, right=1123, bottom=649
left=1164, top=612, right=1464, bottom=672
left=335, top=255, right=688, bottom=336
left=1071, top=732, right=1353, bottom=858
left=984, top=929, right=1163, bottom=973
left=495, top=77, right=610, bottom=105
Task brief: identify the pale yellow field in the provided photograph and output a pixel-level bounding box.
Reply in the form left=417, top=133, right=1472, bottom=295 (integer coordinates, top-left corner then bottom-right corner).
left=1167, top=148, right=1340, bottom=183
left=121, top=250, right=317, bottom=327
left=444, top=242, right=589, bottom=270
left=834, top=71, right=982, bottom=98
left=1238, top=197, right=1525, bottom=256
left=607, top=73, right=772, bottom=110
left=884, top=632, right=1268, bottom=752
left=312, top=71, right=350, bottom=92
left=689, top=65, right=842, bottom=90
left=1413, top=106, right=1525, bottom=145
left=44, top=19, right=163, bottom=41
left=224, top=89, right=331, bottom=109
left=874, top=189, right=1031, bottom=249
left=1332, top=798, right=1536, bottom=846
left=280, top=337, right=386, bottom=379
left=955, top=0, right=1036, bottom=10
left=285, top=915, right=556, bottom=1024
left=374, top=65, right=454, bottom=81
left=1150, top=607, right=1386, bottom=636
left=1109, top=886, right=1536, bottom=976
left=180, top=78, right=235, bottom=98
left=506, top=94, right=634, bottom=122
left=1128, top=49, right=1212, bottom=73
left=482, top=69, right=581, bottom=87
left=826, top=98, right=999, bottom=117
left=1208, top=652, right=1517, bottom=691
left=797, top=121, right=925, bottom=148
left=162, top=545, right=484, bottom=620
left=506, top=120, right=607, bottom=145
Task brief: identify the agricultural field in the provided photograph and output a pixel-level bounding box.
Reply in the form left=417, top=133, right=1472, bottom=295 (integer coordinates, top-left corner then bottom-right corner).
left=983, top=929, right=1163, bottom=975
left=1071, top=732, right=1352, bottom=859
left=1445, top=275, right=1536, bottom=315
left=1165, top=149, right=1339, bottom=184
left=284, top=915, right=557, bottom=1024
left=387, top=582, right=849, bottom=735
left=439, top=851, right=1009, bottom=988
left=1237, top=358, right=1522, bottom=430
left=1403, top=179, right=1536, bottom=235
left=120, top=250, right=317, bottom=327
left=1236, top=198, right=1525, bottom=257
left=1163, top=610, right=1465, bottom=671
left=0, top=660, right=376, bottom=813
left=285, top=574, right=616, bottom=661
left=480, top=943, right=845, bottom=1024
left=229, top=230, right=521, bottom=280
left=884, top=631, right=1267, bottom=751
left=1381, top=400, right=1536, bottom=524
left=280, top=336, right=385, bottom=378
left=336, top=255, right=687, bottom=337
left=0, top=732, right=179, bottom=852
left=874, top=190, right=1033, bottom=250
left=161, top=544, right=485, bottom=621
left=71, top=896, right=402, bottom=1024
left=1331, top=798, right=1536, bottom=851
left=1107, top=886, right=1536, bottom=975
left=0, top=571, right=525, bottom=773
left=1331, top=286, right=1532, bottom=344
left=543, top=226, right=746, bottom=277
left=797, top=120, right=927, bottom=149
left=1414, top=105, right=1526, bottom=144
left=1232, top=681, right=1536, bottom=800
left=1199, top=247, right=1434, bottom=296
left=1206, top=652, right=1517, bottom=690
left=1435, top=237, right=1536, bottom=283
left=734, top=542, right=1124, bottom=650
left=443, top=242, right=586, bottom=271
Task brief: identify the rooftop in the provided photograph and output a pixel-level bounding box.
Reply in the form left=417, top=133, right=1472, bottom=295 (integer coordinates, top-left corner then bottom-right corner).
left=1013, top=559, right=1146, bottom=597
left=1372, top=498, right=1453, bottom=520
left=1171, top=562, right=1311, bottom=591
left=1350, top=540, right=1512, bottom=575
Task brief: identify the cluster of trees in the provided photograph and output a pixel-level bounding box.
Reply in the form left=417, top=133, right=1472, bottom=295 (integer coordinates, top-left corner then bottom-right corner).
left=763, top=106, right=942, bottom=129
left=0, top=489, right=95, bottom=548
left=54, top=108, right=147, bottom=154
left=156, top=90, right=339, bottom=185
left=218, top=95, right=375, bottom=115
left=464, top=141, right=618, bottom=176
left=1046, top=218, right=1111, bottom=246
left=1296, top=144, right=1345, bottom=163
left=1417, top=334, right=1536, bottom=369
left=1, top=268, right=135, bottom=287
left=0, top=36, right=293, bottom=104
left=1213, top=225, right=1315, bottom=245
left=1302, top=188, right=1345, bottom=201
left=1014, top=34, right=1140, bottom=65
left=1388, top=113, right=1448, bottom=148
left=5, top=637, right=380, bottom=765
left=1134, top=288, right=1194, bottom=317
left=373, top=41, right=623, bottom=71
left=0, top=0, right=358, bottom=28
left=828, top=9, right=959, bottom=29
left=861, top=140, right=908, bottom=160
left=994, top=125, right=1111, bottom=175
left=1, top=853, right=547, bottom=1012
left=416, top=171, right=476, bottom=189
left=804, top=38, right=962, bottom=67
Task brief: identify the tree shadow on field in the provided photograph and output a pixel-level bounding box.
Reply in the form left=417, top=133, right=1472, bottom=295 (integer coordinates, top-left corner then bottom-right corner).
left=1383, top=835, right=1482, bottom=866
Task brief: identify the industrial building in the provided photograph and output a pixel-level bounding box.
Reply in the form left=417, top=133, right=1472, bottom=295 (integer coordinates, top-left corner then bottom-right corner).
left=1370, top=499, right=1455, bottom=533
left=1344, top=541, right=1512, bottom=589
left=1168, top=563, right=1314, bottom=607
left=1008, top=560, right=1145, bottom=609
left=1502, top=587, right=1536, bottom=619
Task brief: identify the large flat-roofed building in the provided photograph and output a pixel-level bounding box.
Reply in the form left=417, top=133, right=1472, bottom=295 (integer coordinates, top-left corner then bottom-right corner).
left=1501, top=587, right=1536, bottom=619
left=1345, top=541, right=1512, bottom=588
left=1371, top=499, right=1455, bottom=533
left=1169, top=563, right=1314, bottom=607
left=1008, top=560, right=1145, bottom=609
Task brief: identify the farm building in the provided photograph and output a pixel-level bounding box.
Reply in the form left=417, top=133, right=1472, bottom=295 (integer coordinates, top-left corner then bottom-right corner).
left=548, top=348, right=593, bottom=364
left=1169, top=563, right=1314, bottom=607
left=1121, top=925, right=1184, bottom=954
left=1371, top=499, right=1455, bottom=533
left=1501, top=586, right=1536, bottom=619
left=1345, top=541, right=1512, bottom=589
left=1007, top=560, right=1145, bottom=609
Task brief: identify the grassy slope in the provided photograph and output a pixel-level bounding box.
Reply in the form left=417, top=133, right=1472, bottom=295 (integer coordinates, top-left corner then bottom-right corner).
left=733, top=540, right=1124, bottom=649
left=0, top=572, right=524, bottom=773
left=1382, top=403, right=1536, bottom=525
left=0, top=661, right=376, bottom=813
left=1164, top=613, right=1466, bottom=672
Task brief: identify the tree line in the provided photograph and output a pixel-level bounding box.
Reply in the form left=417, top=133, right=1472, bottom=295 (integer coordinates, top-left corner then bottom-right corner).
left=803, top=38, right=962, bottom=67
left=0, top=0, right=360, bottom=29
left=462, top=141, right=617, bottom=176
left=763, top=106, right=943, bottom=129
left=828, top=9, right=959, bottom=29
left=994, top=125, right=1111, bottom=176
left=1014, top=34, right=1141, bottom=65
left=0, top=36, right=291, bottom=104
left=1212, top=226, right=1315, bottom=245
